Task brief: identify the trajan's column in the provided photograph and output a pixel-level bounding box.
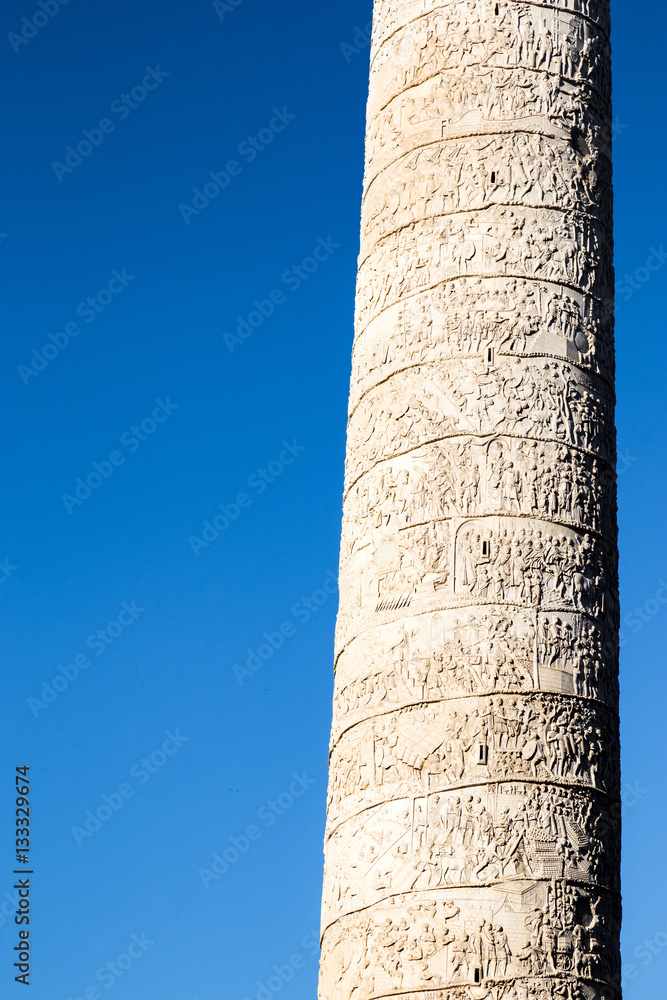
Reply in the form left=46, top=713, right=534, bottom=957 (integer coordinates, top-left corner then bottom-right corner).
left=320, top=1, right=620, bottom=999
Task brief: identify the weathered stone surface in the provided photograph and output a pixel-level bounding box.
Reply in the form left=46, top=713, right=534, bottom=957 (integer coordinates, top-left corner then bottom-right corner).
left=319, top=2, right=619, bottom=998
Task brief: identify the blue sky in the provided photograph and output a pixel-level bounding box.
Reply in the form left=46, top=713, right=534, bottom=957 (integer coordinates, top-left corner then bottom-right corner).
left=0, top=1, right=665, bottom=997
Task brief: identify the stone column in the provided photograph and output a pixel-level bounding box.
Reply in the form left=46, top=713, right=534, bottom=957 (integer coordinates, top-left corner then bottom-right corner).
left=319, top=1, right=620, bottom=999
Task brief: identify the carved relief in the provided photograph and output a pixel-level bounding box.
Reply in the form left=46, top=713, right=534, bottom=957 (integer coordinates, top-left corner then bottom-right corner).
left=345, top=360, right=615, bottom=488
left=332, top=608, right=617, bottom=745
left=350, top=278, right=614, bottom=393
left=370, top=0, right=612, bottom=64
left=320, top=886, right=620, bottom=1000
left=326, top=694, right=619, bottom=828
left=336, top=513, right=618, bottom=653
left=341, top=439, right=616, bottom=550
left=362, top=133, right=611, bottom=251
left=355, top=210, right=614, bottom=333
left=364, top=74, right=611, bottom=184
left=368, top=2, right=611, bottom=118
left=322, top=783, right=618, bottom=929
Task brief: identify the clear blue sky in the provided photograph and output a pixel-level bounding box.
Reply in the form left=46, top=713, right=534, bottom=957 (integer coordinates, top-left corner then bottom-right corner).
left=0, top=1, right=665, bottom=997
